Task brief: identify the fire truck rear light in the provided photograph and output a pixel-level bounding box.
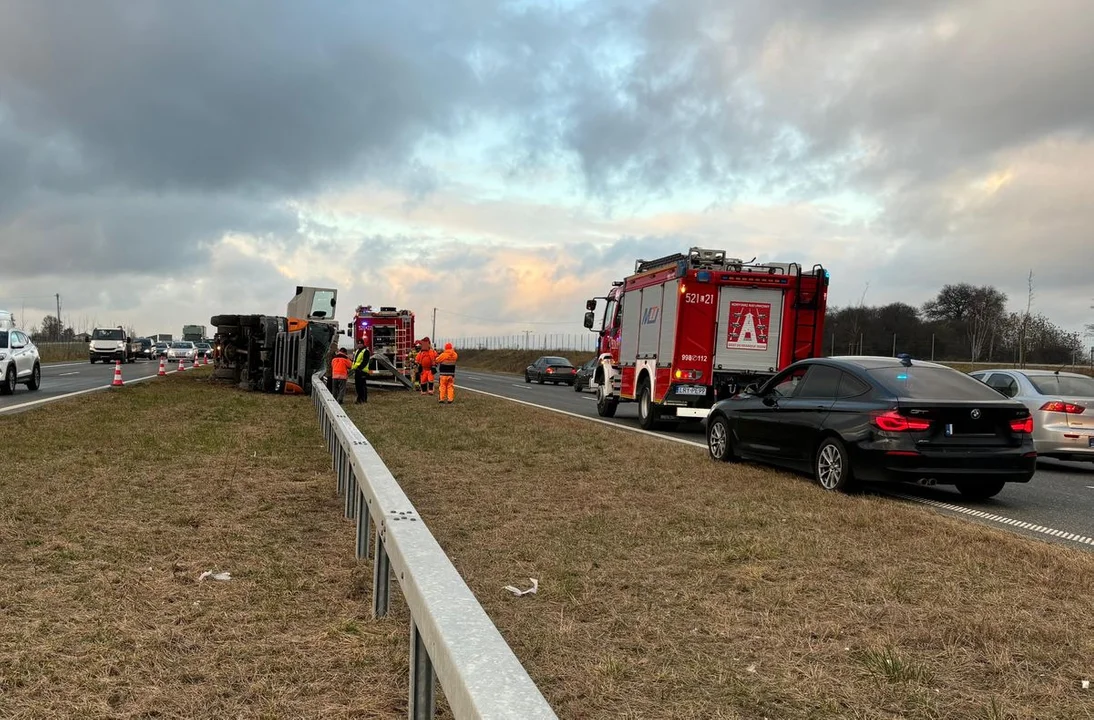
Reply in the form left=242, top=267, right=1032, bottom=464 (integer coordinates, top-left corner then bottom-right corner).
left=1040, top=401, right=1084, bottom=414
left=1009, top=417, right=1034, bottom=433
left=674, top=369, right=703, bottom=380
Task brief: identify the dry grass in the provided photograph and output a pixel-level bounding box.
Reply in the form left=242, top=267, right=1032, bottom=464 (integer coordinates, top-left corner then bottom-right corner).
left=0, top=374, right=412, bottom=719
left=458, top=349, right=1094, bottom=378
left=353, top=389, right=1094, bottom=720
left=36, top=342, right=89, bottom=363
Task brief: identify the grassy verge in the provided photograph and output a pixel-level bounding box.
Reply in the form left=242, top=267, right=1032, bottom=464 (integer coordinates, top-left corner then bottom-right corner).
left=457, top=349, right=1094, bottom=378
left=353, top=388, right=1094, bottom=719
left=0, top=374, right=410, bottom=718
left=37, top=342, right=89, bottom=363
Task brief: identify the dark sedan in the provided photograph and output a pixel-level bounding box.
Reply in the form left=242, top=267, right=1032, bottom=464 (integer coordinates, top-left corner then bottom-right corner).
left=573, top=357, right=597, bottom=392
left=706, top=355, right=1037, bottom=499
left=525, top=356, right=578, bottom=385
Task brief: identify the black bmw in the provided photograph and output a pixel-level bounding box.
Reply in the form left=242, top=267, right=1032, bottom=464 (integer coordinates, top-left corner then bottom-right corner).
left=706, top=355, right=1037, bottom=499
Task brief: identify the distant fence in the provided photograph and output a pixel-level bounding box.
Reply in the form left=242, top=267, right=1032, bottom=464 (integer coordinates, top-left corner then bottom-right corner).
left=312, top=373, right=558, bottom=720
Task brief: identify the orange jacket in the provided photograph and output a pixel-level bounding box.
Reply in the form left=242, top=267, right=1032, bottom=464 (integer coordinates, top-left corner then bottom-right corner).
left=415, top=348, right=438, bottom=370
left=435, top=348, right=458, bottom=375
left=331, top=354, right=352, bottom=380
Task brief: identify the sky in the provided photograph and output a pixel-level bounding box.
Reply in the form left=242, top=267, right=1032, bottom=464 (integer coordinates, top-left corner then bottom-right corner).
left=1, top=0, right=1092, bottom=343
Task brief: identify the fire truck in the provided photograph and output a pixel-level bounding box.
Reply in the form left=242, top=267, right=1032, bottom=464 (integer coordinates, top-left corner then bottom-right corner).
left=583, top=247, right=829, bottom=429
left=348, top=305, right=416, bottom=390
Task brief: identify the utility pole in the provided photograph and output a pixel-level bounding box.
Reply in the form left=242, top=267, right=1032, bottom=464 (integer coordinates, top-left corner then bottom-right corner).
left=431, top=308, right=436, bottom=341
left=55, top=293, right=62, bottom=341
left=522, top=329, right=532, bottom=350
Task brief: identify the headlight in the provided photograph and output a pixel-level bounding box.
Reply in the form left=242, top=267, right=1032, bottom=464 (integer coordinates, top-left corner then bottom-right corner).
left=116, top=341, right=125, bottom=349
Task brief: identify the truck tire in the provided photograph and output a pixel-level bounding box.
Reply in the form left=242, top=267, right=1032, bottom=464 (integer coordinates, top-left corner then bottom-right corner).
left=637, top=378, right=661, bottom=430
left=240, top=315, right=261, bottom=328
left=596, top=383, right=618, bottom=418
left=211, top=314, right=240, bottom=328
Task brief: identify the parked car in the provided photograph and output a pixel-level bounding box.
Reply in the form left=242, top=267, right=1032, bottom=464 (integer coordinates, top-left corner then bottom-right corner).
left=706, top=355, right=1037, bottom=499
left=166, top=341, right=197, bottom=362
left=525, top=356, right=578, bottom=385
left=970, top=369, right=1094, bottom=463
left=0, top=316, right=42, bottom=395
left=573, top=357, right=598, bottom=392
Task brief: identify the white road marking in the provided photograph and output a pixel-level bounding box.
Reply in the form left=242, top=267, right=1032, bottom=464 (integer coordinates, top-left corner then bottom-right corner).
left=59, top=372, right=79, bottom=376
left=0, top=370, right=186, bottom=415
left=458, top=377, right=1094, bottom=552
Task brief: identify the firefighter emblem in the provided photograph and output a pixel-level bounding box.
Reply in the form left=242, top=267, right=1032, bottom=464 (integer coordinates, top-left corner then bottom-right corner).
left=726, top=301, right=770, bottom=351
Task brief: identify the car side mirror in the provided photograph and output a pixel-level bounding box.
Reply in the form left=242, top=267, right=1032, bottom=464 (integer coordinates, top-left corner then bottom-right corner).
left=762, top=394, right=777, bottom=407
left=126, top=337, right=132, bottom=343
left=583, top=311, right=595, bottom=330
left=585, top=299, right=597, bottom=311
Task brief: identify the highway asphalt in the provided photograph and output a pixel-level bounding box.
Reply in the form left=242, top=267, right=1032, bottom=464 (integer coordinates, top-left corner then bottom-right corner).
left=455, top=369, right=1094, bottom=552
left=0, top=358, right=191, bottom=415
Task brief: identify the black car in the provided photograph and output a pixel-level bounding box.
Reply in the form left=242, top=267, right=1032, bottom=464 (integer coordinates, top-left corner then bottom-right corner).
left=706, top=355, right=1037, bottom=499
left=573, top=357, right=597, bottom=392
left=525, top=356, right=578, bottom=385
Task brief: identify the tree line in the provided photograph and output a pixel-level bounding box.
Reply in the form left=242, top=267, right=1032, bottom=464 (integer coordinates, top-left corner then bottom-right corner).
left=824, top=281, right=1089, bottom=365
left=24, top=315, right=137, bottom=343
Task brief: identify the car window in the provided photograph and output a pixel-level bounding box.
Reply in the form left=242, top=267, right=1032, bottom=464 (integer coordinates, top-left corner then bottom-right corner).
left=867, top=365, right=1006, bottom=401
left=93, top=328, right=124, bottom=340
left=0, top=331, right=7, bottom=349
left=767, top=367, right=808, bottom=398
left=985, top=373, right=1019, bottom=398
left=545, top=357, right=570, bottom=366
left=1026, top=374, right=1094, bottom=397
left=796, top=365, right=843, bottom=399
left=837, top=372, right=870, bottom=398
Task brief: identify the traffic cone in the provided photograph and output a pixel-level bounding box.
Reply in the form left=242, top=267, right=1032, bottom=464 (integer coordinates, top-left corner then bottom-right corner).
left=157, top=357, right=166, bottom=376
left=192, top=353, right=199, bottom=369
left=177, top=357, right=186, bottom=373
left=204, top=353, right=211, bottom=366
left=112, top=360, right=124, bottom=387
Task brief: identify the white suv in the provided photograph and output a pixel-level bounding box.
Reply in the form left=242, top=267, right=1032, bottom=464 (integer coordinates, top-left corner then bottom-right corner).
left=0, top=312, right=42, bottom=395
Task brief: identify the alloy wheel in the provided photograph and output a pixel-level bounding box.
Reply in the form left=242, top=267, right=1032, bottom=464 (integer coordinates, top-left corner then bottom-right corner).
left=817, top=444, right=844, bottom=490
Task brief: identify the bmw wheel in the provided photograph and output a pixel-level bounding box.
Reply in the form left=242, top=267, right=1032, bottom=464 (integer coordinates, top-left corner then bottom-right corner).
left=955, top=479, right=1006, bottom=500
left=707, top=414, right=738, bottom=462
left=814, top=437, right=853, bottom=492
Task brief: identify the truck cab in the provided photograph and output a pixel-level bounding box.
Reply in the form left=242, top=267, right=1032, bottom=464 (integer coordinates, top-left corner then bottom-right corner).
left=88, top=326, right=134, bottom=363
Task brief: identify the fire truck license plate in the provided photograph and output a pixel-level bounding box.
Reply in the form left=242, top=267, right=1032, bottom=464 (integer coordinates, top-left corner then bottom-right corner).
left=676, top=385, right=706, bottom=396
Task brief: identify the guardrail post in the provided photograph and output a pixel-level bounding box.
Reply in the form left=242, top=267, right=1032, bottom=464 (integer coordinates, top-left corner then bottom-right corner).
left=373, top=533, right=391, bottom=618
left=409, top=619, right=436, bottom=719
left=355, top=490, right=371, bottom=560
left=344, top=467, right=356, bottom=519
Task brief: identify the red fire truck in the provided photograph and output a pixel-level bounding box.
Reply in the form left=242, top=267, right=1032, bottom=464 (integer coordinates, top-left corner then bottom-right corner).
left=348, top=305, right=416, bottom=389
left=583, top=247, right=829, bottom=429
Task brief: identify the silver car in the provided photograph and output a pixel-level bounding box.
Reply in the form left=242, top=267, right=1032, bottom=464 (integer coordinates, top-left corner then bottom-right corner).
left=971, top=369, right=1094, bottom=463
left=166, top=341, right=197, bottom=362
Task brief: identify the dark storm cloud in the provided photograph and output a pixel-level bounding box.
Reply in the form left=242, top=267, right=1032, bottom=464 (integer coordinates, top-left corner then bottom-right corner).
left=0, top=0, right=488, bottom=195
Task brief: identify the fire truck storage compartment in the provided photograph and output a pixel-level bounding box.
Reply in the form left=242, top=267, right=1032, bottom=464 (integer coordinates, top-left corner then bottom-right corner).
left=371, top=324, right=397, bottom=357
left=657, top=279, right=679, bottom=360
left=619, top=287, right=642, bottom=362
left=713, top=286, right=784, bottom=373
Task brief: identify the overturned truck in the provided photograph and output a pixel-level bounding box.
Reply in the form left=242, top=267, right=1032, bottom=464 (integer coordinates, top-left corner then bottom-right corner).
left=210, top=286, right=340, bottom=395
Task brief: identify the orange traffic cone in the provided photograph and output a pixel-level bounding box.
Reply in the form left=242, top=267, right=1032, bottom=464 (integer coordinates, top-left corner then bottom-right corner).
left=112, top=360, right=124, bottom=387
left=177, top=358, right=186, bottom=373
left=157, top=357, right=166, bottom=376
left=204, top=353, right=211, bottom=366
left=192, top=353, right=199, bottom=369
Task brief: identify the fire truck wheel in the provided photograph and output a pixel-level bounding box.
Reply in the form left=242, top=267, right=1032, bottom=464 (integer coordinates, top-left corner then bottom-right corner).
left=706, top=415, right=738, bottom=462
left=637, top=379, right=661, bottom=430
left=596, top=384, right=618, bottom=418
left=814, top=436, right=854, bottom=492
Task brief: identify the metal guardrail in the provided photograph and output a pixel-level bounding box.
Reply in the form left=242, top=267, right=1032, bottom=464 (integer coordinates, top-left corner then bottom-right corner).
left=311, top=373, right=559, bottom=720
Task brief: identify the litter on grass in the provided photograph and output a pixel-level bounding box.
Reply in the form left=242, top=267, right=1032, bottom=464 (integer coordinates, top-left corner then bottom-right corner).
left=503, top=577, right=538, bottom=596
left=198, top=570, right=232, bottom=582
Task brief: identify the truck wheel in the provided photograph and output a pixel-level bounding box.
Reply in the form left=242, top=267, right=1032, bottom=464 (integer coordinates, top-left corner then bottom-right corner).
left=240, top=315, right=261, bottom=328
left=637, top=379, right=660, bottom=430
left=211, top=314, right=240, bottom=327
left=596, top=383, right=617, bottom=418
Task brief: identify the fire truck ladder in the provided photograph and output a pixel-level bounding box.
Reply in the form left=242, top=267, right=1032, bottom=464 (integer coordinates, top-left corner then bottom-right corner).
left=371, top=354, right=416, bottom=390
left=791, top=264, right=826, bottom=361
left=394, top=324, right=410, bottom=372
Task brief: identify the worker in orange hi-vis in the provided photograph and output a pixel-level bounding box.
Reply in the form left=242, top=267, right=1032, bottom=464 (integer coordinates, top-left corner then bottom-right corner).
left=435, top=342, right=458, bottom=404
left=415, top=338, right=438, bottom=396
left=330, top=348, right=352, bottom=404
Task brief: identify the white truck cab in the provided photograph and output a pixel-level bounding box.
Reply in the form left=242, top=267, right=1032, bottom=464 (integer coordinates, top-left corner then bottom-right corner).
left=88, top=326, right=134, bottom=364
left=0, top=311, right=43, bottom=395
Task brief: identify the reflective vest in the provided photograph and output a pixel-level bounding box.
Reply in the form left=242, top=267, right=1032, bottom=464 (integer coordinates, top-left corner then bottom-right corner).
left=352, top=348, right=371, bottom=373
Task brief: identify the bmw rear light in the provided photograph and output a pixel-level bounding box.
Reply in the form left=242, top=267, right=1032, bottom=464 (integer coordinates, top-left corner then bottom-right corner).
left=1040, top=401, right=1085, bottom=414
left=872, top=410, right=931, bottom=432
left=1009, top=416, right=1034, bottom=433
left=546, top=367, right=554, bottom=374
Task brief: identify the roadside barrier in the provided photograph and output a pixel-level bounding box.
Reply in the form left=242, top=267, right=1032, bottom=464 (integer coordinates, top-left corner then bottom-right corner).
left=311, top=372, right=558, bottom=720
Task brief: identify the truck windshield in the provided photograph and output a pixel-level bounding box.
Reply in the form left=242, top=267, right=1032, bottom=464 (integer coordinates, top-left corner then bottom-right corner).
left=93, top=328, right=124, bottom=340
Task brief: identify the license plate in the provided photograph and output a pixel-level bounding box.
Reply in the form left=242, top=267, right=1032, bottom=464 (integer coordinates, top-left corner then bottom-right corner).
left=676, top=385, right=706, bottom=396
left=1088, top=436, right=1094, bottom=448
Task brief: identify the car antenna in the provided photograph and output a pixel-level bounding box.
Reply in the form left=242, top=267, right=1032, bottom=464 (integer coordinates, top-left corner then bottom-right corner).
left=897, top=353, right=913, bottom=367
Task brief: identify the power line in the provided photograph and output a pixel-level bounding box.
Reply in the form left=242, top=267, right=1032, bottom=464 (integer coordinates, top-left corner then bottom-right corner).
left=434, top=308, right=579, bottom=326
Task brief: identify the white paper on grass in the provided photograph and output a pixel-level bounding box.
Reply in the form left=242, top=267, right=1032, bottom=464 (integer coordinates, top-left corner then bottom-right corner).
left=503, top=578, right=538, bottom=596
left=198, top=570, right=233, bottom=582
